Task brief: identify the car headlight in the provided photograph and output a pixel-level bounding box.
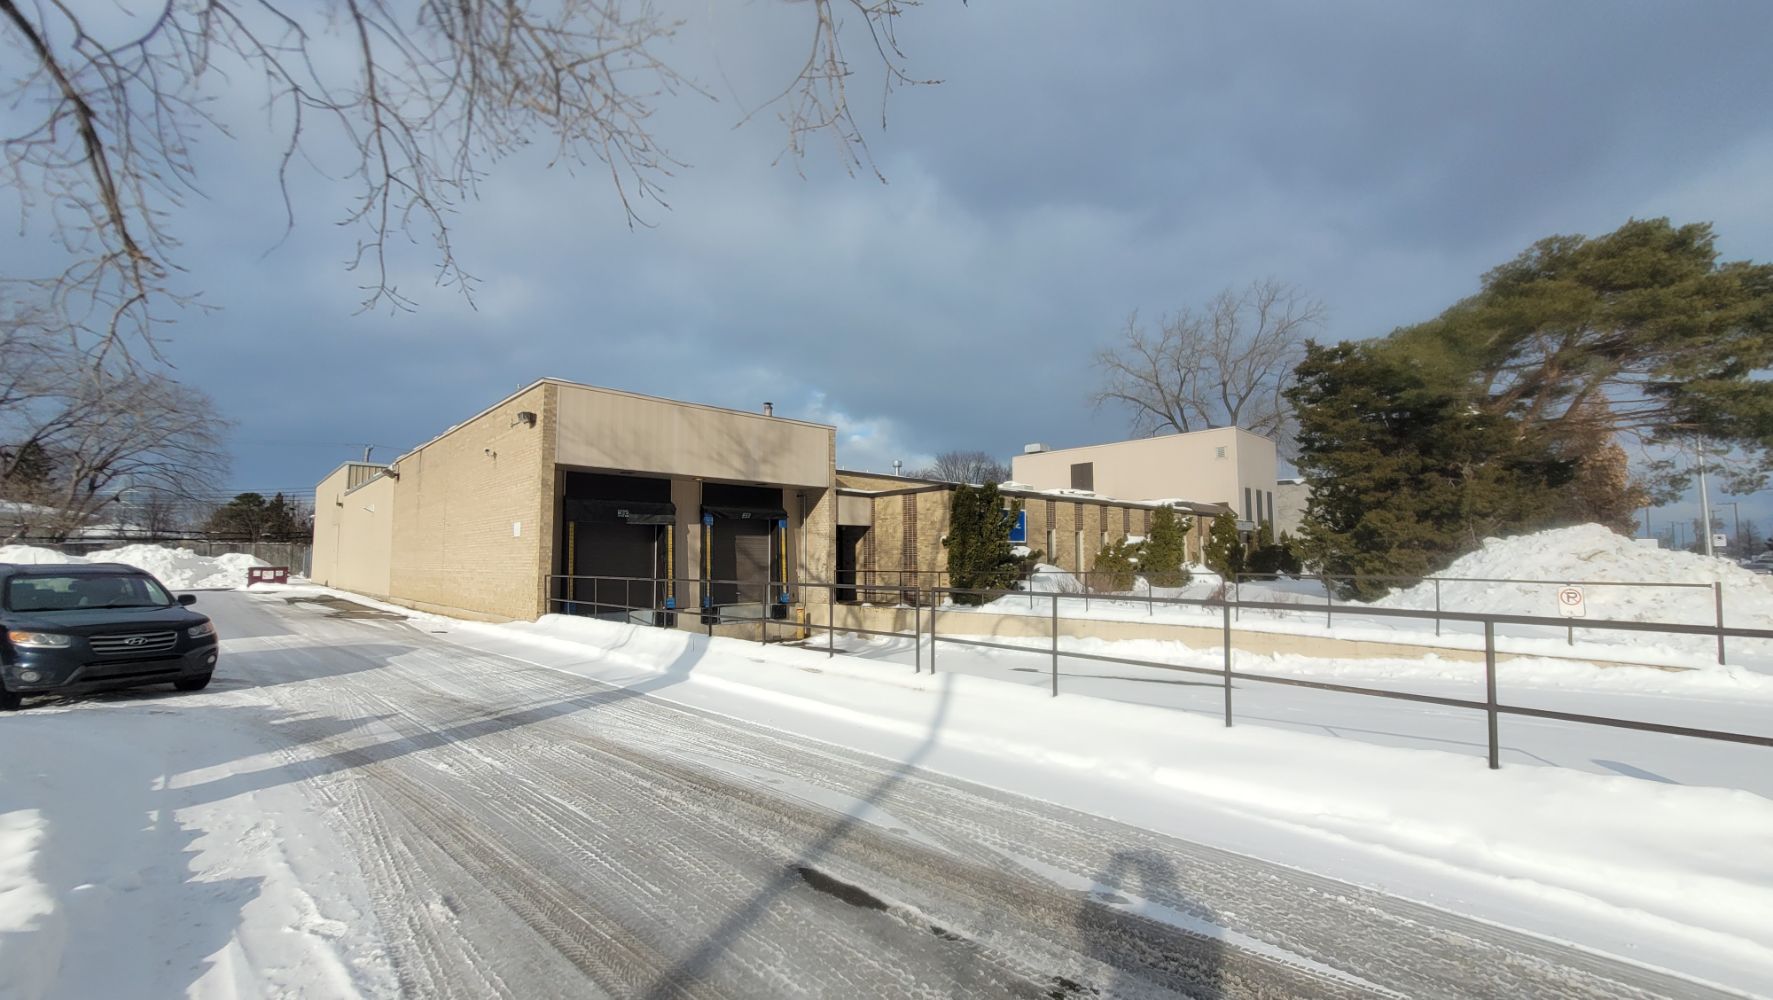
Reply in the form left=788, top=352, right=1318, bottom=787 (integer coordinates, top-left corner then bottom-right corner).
left=187, top=621, right=216, bottom=639
left=7, top=630, right=72, bottom=648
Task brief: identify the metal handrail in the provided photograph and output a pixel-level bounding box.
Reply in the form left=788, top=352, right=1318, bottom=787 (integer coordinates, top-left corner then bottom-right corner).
left=538, top=572, right=1773, bottom=770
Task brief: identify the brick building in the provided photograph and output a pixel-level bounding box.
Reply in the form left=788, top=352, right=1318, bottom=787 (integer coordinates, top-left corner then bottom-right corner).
left=833, top=470, right=1223, bottom=599
left=311, top=379, right=1229, bottom=625
left=312, top=379, right=836, bottom=626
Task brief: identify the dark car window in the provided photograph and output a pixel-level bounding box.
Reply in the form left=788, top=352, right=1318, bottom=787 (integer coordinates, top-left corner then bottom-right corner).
left=5, top=574, right=173, bottom=612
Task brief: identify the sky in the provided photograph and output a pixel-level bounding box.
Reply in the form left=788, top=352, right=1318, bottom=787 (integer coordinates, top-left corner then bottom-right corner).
left=4, top=1, right=1772, bottom=542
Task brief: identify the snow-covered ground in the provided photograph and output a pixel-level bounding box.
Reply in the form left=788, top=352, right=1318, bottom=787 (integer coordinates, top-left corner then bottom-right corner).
left=0, top=666, right=394, bottom=999
left=265, top=583, right=1773, bottom=995
left=3, top=589, right=1767, bottom=997
left=0, top=543, right=268, bottom=590
left=994, top=526, right=1773, bottom=671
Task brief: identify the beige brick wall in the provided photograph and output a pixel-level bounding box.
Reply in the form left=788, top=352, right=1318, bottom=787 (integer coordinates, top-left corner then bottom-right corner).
left=387, top=382, right=555, bottom=621
left=310, top=465, right=394, bottom=597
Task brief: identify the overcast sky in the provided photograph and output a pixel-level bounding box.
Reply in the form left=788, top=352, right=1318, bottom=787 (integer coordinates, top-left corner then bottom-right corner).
left=8, top=2, right=1772, bottom=540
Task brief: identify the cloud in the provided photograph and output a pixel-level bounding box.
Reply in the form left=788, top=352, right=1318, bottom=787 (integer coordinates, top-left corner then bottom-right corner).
left=3, top=1, right=1769, bottom=511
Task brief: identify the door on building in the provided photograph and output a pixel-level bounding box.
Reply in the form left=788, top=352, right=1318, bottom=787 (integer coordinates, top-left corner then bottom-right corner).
left=701, top=483, right=787, bottom=618
left=559, top=471, right=674, bottom=622
left=836, top=525, right=867, bottom=602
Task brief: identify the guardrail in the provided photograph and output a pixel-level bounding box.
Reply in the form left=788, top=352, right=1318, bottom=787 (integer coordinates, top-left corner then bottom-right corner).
left=543, top=572, right=1773, bottom=771
left=822, top=566, right=1745, bottom=665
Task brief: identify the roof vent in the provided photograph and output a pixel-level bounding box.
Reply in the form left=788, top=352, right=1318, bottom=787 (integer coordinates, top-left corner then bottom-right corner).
left=763, top=402, right=774, bottom=416
left=1023, top=442, right=1049, bottom=454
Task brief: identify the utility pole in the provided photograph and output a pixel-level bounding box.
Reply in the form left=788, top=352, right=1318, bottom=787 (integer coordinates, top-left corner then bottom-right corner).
left=1719, top=501, right=1741, bottom=557
left=1696, top=436, right=1716, bottom=558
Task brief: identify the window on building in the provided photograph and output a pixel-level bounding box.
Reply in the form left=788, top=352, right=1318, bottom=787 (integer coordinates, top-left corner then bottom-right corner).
left=1244, top=487, right=1252, bottom=521
left=1215, top=446, right=1227, bottom=459
left=1047, top=528, right=1056, bottom=562
left=1266, top=490, right=1274, bottom=525
left=1070, top=462, right=1094, bottom=491
left=1075, top=530, right=1084, bottom=570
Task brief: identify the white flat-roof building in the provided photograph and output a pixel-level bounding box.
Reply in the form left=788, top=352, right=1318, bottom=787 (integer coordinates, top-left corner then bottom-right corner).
left=1011, top=427, right=1280, bottom=529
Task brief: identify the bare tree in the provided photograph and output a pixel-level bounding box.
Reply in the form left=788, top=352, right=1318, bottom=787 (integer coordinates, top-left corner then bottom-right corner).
left=1, top=325, right=228, bottom=541
left=915, top=449, right=1009, bottom=484
left=1091, top=280, right=1325, bottom=453
left=1, top=1, right=933, bottom=361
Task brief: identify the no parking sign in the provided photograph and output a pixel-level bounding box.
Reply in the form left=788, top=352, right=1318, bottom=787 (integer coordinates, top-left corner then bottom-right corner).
left=1556, top=586, right=1586, bottom=618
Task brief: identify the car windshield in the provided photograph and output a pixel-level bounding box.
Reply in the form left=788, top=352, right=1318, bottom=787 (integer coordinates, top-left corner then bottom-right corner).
left=5, top=573, right=173, bottom=612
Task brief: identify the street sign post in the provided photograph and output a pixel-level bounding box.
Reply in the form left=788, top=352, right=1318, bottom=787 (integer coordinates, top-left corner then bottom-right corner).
left=1556, top=586, right=1586, bottom=618
left=1557, top=585, right=1585, bottom=646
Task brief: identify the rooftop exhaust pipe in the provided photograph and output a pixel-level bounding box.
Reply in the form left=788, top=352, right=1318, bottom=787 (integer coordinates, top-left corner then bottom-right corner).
left=763, top=402, right=774, bottom=416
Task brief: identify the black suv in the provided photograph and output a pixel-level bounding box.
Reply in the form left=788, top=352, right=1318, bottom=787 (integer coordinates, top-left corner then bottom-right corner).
left=1, top=562, right=220, bottom=711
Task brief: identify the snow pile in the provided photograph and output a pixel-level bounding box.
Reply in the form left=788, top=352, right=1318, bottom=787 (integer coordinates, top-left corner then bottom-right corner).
left=0, top=543, right=267, bottom=589
left=90, top=544, right=268, bottom=589
left=1375, top=524, right=1773, bottom=629
left=0, top=544, right=69, bottom=565
left=1019, top=563, right=1085, bottom=594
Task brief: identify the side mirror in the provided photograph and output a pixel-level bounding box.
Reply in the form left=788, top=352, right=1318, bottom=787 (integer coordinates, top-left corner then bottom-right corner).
left=177, top=594, right=197, bottom=606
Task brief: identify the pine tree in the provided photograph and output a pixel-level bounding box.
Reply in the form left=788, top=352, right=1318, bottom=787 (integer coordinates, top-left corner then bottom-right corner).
left=205, top=492, right=270, bottom=540
left=1247, top=521, right=1303, bottom=576
left=1090, top=538, right=1139, bottom=593
left=1388, top=217, right=1773, bottom=498
left=1287, top=341, right=1573, bottom=598
left=1204, top=511, right=1244, bottom=578
left=944, top=484, right=1024, bottom=606
left=1141, top=506, right=1190, bottom=587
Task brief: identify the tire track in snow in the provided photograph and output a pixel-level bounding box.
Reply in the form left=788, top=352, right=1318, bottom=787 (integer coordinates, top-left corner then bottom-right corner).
left=217, top=593, right=1738, bottom=999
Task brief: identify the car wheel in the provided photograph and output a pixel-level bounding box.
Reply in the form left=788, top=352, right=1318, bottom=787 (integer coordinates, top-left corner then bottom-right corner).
left=0, top=682, right=21, bottom=712
left=173, top=673, right=213, bottom=692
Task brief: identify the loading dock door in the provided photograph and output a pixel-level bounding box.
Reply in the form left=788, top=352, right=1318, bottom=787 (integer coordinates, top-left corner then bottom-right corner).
left=709, top=517, right=773, bottom=606
left=562, top=496, right=673, bottom=620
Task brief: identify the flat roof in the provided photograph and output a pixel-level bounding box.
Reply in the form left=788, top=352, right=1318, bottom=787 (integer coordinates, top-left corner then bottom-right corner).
left=1017, top=425, right=1273, bottom=457
left=384, top=378, right=836, bottom=474
left=543, top=378, right=834, bottom=431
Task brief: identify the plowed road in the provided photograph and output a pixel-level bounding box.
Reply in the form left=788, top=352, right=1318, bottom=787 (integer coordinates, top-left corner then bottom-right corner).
left=6, top=591, right=1739, bottom=999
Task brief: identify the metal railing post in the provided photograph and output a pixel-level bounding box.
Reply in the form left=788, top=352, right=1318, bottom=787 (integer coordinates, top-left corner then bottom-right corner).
left=1325, top=581, right=1333, bottom=629
left=827, top=592, right=835, bottom=657
left=1485, top=620, right=1500, bottom=770
left=929, top=599, right=938, bottom=674
left=1433, top=578, right=1441, bottom=637
left=1715, top=581, right=1726, bottom=665
left=914, top=593, right=922, bottom=674
left=1233, top=573, right=1240, bottom=621
left=1222, top=598, right=1233, bottom=727
left=1050, top=592, right=1060, bottom=697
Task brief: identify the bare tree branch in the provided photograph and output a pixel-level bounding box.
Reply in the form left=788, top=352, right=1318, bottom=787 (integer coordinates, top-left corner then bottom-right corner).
left=1, top=0, right=931, bottom=354
left=1091, top=279, right=1325, bottom=456
left=914, top=449, right=1008, bottom=484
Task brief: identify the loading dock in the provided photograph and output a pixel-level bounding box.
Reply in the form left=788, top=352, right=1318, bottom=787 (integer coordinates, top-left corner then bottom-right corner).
left=700, top=483, right=789, bottom=623
left=558, top=471, right=675, bottom=623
